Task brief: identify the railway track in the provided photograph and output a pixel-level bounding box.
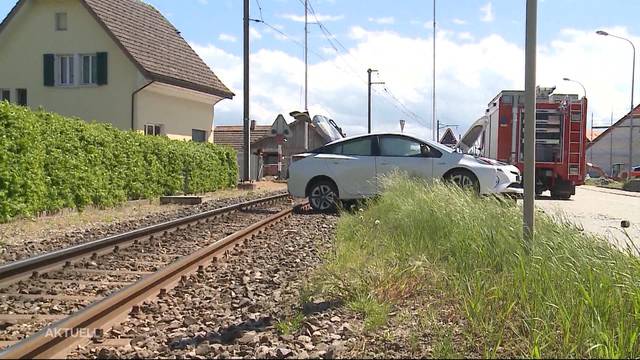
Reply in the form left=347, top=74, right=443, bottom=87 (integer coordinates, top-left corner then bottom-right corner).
left=0, top=194, right=302, bottom=359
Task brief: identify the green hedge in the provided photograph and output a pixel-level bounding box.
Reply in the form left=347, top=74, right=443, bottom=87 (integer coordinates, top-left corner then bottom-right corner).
left=0, top=102, right=237, bottom=222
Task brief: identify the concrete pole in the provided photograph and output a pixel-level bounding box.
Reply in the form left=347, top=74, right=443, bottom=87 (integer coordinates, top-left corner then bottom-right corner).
left=523, top=0, right=537, bottom=247
left=242, top=0, right=251, bottom=182
left=368, top=69, right=372, bottom=134
left=367, top=69, right=383, bottom=134
left=432, top=0, right=437, bottom=141
left=631, top=44, right=635, bottom=174
left=304, top=0, right=309, bottom=150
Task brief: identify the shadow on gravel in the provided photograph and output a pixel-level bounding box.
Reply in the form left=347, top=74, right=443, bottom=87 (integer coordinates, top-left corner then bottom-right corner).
left=302, top=300, right=343, bottom=316
left=169, top=317, right=273, bottom=350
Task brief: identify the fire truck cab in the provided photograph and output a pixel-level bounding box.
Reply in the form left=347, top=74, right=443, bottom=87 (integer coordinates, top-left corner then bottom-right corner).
left=474, top=87, right=588, bottom=199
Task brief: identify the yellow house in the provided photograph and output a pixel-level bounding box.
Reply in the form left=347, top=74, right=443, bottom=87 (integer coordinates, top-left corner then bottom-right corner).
left=0, top=0, right=234, bottom=142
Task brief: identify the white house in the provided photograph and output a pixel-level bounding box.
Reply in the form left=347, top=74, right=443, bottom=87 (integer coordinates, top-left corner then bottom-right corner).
left=0, top=0, right=234, bottom=142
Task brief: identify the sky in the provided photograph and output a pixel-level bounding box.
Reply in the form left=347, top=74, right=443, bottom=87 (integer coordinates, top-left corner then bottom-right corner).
left=2, top=0, right=640, bottom=139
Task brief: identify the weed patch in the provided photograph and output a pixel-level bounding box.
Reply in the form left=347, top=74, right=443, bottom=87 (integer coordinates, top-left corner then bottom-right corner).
left=313, top=176, right=640, bottom=358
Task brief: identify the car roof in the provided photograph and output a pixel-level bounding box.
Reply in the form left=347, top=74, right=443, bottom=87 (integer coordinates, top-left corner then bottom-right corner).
left=322, top=132, right=454, bottom=153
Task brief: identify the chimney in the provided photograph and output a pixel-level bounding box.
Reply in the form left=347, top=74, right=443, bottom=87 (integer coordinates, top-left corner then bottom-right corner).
left=250, top=120, right=256, bottom=131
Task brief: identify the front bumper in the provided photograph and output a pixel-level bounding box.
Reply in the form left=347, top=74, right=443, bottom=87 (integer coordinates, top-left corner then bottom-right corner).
left=493, top=167, right=523, bottom=195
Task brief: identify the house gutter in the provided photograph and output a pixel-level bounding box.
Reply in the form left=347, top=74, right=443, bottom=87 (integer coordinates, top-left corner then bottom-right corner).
left=131, top=81, right=155, bottom=131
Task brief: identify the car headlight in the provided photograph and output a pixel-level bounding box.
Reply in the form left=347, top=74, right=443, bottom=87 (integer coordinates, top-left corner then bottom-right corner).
left=496, top=175, right=501, bottom=187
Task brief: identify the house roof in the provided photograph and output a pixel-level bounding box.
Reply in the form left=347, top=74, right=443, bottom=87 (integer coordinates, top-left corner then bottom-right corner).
left=214, top=125, right=273, bottom=152
left=588, top=104, right=640, bottom=148
left=0, top=0, right=233, bottom=99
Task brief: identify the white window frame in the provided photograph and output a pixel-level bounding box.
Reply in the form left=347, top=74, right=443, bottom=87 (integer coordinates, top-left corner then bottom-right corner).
left=56, top=55, right=75, bottom=86
left=0, top=89, right=10, bottom=102
left=80, top=54, right=98, bottom=85
left=144, top=124, right=163, bottom=136
left=55, top=12, right=67, bottom=31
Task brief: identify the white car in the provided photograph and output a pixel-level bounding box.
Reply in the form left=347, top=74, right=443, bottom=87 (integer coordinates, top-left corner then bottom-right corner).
left=288, top=120, right=523, bottom=211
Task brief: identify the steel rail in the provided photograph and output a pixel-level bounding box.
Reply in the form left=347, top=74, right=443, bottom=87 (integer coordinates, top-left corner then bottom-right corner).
left=0, top=202, right=305, bottom=359
left=0, top=193, right=289, bottom=284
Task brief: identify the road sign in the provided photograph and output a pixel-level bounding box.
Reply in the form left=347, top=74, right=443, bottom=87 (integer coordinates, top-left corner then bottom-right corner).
left=271, top=114, right=292, bottom=139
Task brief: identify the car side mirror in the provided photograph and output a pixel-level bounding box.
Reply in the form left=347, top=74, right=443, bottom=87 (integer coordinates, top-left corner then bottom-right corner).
left=420, top=144, right=431, bottom=156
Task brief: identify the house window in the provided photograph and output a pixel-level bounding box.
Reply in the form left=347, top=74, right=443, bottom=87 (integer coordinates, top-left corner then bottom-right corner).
left=144, top=124, right=162, bottom=136
left=57, top=55, right=74, bottom=85
left=55, top=12, right=67, bottom=31
left=81, top=54, right=98, bottom=85
left=16, top=89, right=27, bottom=106
left=192, top=129, right=207, bottom=143
left=1, top=89, right=9, bottom=102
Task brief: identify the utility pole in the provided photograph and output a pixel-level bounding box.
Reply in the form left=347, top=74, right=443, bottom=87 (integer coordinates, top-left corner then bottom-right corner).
left=303, top=0, right=309, bottom=151
left=368, top=69, right=385, bottom=134
left=590, top=112, right=594, bottom=164
left=523, top=0, right=537, bottom=249
left=242, top=0, right=251, bottom=183
left=432, top=0, right=437, bottom=141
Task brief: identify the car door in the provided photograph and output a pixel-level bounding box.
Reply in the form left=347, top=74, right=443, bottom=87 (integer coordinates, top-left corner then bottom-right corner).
left=375, top=135, right=439, bottom=182
left=322, top=137, right=377, bottom=198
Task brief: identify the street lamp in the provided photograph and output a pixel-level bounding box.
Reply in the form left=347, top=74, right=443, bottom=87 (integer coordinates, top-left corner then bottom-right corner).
left=596, top=30, right=635, bottom=111
left=562, top=77, right=586, bottom=99
left=596, top=30, right=636, bottom=176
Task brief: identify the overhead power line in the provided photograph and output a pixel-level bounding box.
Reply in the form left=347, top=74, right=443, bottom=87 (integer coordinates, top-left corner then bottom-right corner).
left=301, top=0, right=426, bottom=127
left=251, top=0, right=426, bottom=129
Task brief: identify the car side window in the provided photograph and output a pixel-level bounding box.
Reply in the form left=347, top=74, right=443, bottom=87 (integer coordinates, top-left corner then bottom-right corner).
left=341, top=138, right=373, bottom=156
left=317, top=143, right=343, bottom=154
left=379, top=136, right=422, bottom=157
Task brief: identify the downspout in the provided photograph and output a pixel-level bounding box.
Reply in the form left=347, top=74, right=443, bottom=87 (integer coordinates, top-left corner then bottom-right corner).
left=131, top=81, right=155, bottom=131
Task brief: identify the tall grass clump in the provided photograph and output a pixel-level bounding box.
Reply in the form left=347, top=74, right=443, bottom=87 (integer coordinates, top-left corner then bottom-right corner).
left=316, top=175, right=640, bottom=358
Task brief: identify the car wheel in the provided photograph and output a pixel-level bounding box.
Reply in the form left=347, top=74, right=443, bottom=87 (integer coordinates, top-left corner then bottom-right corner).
left=308, top=180, right=338, bottom=212
left=446, top=169, right=480, bottom=194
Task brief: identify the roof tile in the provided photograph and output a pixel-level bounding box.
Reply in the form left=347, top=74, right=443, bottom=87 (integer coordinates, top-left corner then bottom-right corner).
left=83, top=0, right=233, bottom=98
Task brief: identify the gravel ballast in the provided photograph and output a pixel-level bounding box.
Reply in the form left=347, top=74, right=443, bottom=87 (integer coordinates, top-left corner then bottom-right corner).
left=71, top=212, right=344, bottom=359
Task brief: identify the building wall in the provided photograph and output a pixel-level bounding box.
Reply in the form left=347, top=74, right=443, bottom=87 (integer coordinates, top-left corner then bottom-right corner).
left=587, top=116, right=640, bottom=175
left=0, top=0, right=146, bottom=130
left=136, top=83, right=220, bottom=142
left=252, top=121, right=331, bottom=179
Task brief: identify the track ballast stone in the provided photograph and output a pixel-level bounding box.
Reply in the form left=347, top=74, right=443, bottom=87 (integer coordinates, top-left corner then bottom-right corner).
left=71, top=212, right=343, bottom=359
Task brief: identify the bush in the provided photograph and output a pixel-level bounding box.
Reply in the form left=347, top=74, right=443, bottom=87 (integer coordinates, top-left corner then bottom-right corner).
left=0, top=102, right=237, bottom=222
left=315, top=175, right=640, bottom=358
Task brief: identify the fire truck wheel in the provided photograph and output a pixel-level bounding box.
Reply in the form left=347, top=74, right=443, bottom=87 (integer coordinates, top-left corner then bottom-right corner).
left=446, top=169, right=480, bottom=194
left=550, top=191, right=572, bottom=200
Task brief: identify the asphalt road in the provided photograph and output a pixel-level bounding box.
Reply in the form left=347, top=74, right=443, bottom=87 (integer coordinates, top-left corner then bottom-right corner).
left=535, top=186, right=640, bottom=252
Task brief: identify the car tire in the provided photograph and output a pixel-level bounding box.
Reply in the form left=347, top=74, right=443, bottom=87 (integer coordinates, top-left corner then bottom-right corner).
left=446, top=169, right=480, bottom=194
left=308, top=180, right=339, bottom=212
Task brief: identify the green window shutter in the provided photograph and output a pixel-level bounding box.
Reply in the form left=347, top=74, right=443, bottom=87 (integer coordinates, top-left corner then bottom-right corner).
left=43, top=54, right=55, bottom=86
left=97, top=52, right=108, bottom=85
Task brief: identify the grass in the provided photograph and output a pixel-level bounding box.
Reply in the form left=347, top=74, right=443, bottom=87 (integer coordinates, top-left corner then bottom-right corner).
left=312, top=175, right=640, bottom=358
left=585, top=178, right=626, bottom=190
left=275, top=312, right=305, bottom=336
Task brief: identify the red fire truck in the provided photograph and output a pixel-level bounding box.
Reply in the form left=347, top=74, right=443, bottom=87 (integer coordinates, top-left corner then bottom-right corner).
left=475, top=86, right=588, bottom=199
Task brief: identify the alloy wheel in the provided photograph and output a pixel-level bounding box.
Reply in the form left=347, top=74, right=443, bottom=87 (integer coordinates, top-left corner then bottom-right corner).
left=310, top=184, right=336, bottom=211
